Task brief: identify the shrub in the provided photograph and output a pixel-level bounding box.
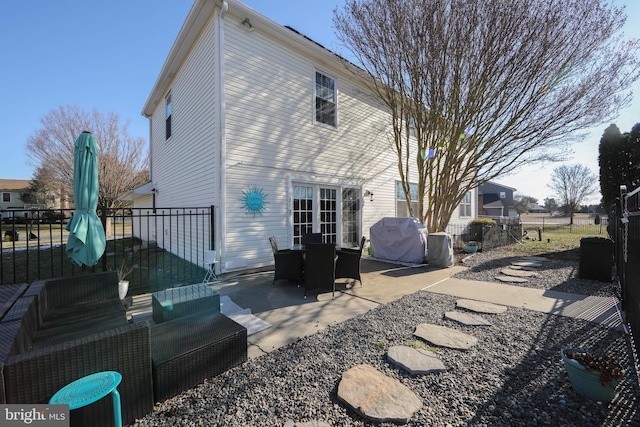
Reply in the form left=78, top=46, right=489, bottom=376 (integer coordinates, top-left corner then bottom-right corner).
left=469, top=218, right=496, bottom=242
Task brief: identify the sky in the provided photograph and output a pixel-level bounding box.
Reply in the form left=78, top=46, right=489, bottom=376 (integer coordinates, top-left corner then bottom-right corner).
left=2, top=0, right=638, bottom=205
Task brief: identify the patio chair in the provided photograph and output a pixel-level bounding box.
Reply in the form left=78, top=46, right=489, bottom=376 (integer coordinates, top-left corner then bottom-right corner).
left=202, top=249, right=219, bottom=283
left=303, top=243, right=336, bottom=298
left=302, top=232, right=323, bottom=244
left=335, top=236, right=366, bottom=287
left=269, top=236, right=303, bottom=286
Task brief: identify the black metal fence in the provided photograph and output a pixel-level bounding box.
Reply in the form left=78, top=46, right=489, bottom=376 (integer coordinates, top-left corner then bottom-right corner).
left=446, top=219, right=522, bottom=251
left=609, top=186, right=640, bottom=358
left=0, top=206, right=214, bottom=295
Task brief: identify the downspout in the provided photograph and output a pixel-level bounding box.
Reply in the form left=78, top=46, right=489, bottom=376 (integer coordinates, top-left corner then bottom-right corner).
left=217, top=0, right=228, bottom=272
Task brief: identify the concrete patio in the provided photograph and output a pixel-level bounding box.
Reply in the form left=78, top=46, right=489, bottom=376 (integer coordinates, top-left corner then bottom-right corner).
left=129, top=256, right=623, bottom=360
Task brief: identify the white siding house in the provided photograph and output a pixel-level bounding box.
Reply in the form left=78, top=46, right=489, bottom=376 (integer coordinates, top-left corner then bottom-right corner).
left=139, top=0, right=476, bottom=274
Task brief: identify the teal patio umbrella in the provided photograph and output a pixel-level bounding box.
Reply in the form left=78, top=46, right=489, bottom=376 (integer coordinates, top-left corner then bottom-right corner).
left=65, top=131, right=106, bottom=266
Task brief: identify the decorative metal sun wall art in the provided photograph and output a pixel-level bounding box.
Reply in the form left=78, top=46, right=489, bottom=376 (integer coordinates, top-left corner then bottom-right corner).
left=241, top=186, right=268, bottom=217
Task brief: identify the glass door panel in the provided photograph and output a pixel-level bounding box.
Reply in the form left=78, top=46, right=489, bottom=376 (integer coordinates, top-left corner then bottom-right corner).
left=293, top=185, right=313, bottom=245
left=342, top=188, right=360, bottom=247
left=319, top=188, right=337, bottom=243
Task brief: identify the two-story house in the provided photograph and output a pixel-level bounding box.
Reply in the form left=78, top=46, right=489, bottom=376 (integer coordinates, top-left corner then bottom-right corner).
left=477, top=181, right=516, bottom=219
left=0, top=179, right=31, bottom=220
left=136, top=0, right=476, bottom=274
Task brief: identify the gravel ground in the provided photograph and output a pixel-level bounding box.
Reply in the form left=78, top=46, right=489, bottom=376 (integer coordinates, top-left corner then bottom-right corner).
left=134, top=248, right=639, bottom=427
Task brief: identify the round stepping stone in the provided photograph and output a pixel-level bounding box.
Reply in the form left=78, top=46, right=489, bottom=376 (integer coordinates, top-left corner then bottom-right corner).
left=495, top=275, right=529, bottom=283
left=508, top=265, right=538, bottom=271
left=511, top=261, right=542, bottom=268
left=520, top=256, right=548, bottom=262
left=456, top=299, right=507, bottom=314
left=387, top=345, right=446, bottom=375
left=445, top=311, right=491, bottom=326
left=285, top=422, right=331, bottom=427
left=501, top=268, right=537, bottom=277
left=414, top=323, right=478, bottom=350
left=338, top=364, right=423, bottom=424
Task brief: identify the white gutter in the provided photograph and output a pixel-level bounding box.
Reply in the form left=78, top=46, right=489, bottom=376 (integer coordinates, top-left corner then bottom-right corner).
left=217, top=1, right=228, bottom=272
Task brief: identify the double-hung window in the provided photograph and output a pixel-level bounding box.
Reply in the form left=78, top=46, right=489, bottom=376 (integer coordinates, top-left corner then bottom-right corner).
left=396, top=181, right=419, bottom=218
left=165, top=91, right=172, bottom=140
left=2, top=192, right=10, bottom=202
left=315, top=71, right=336, bottom=127
left=459, top=192, right=472, bottom=217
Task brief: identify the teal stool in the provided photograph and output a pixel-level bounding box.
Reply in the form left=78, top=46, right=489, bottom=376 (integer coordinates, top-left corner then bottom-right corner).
left=50, top=371, right=123, bottom=427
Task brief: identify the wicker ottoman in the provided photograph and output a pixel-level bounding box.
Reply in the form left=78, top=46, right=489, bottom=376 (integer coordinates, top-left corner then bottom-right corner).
left=152, top=284, right=220, bottom=324
left=150, top=310, right=247, bottom=402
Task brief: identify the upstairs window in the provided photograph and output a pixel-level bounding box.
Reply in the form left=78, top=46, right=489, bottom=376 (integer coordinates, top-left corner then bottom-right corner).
left=2, top=192, right=10, bottom=202
left=165, top=91, right=172, bottom=140
left=315, top=71, right=336, bottom=127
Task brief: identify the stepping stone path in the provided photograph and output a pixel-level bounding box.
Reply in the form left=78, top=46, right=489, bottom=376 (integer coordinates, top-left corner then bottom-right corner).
left=445, top=311, right=491, bottom=326
left=494, top=257, right=548, bottom=282
left=387, top=345, right=446, bottom=375
left=456, top=298, right=508, bottom=314
left=336, top=295, right=510, bottom=423
left=337, top=364, right=423, bottom=424
left=414, top=323, right=478, bottom=350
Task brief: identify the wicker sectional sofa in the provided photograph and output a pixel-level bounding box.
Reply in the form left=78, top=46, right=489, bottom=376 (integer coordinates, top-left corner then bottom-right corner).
left=0, top=271, right=154, bottom=427
left=0, top=273, right=248, bottom=427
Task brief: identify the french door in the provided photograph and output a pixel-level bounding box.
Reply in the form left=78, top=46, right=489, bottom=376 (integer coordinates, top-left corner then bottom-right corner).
left=292, top=184, right=360, bottom=246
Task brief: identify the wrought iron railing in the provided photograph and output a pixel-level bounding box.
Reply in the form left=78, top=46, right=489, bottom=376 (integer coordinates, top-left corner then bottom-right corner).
left=609, top=185, right=640, bottom=359
left=0, top=206, right=215, bottom=295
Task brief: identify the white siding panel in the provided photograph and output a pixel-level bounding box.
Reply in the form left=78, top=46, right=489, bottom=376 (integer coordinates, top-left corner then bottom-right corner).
left=151, top=13, right=219, bottom=209
left=147, top=12, right=220, bottom=265
left=221, top=23, right=402, bottom=268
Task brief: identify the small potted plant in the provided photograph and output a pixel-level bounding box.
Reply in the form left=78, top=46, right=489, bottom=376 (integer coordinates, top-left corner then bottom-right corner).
left=117, top=259, right=134, bottom=300
left=560, top=348, right=623, bottom=402
left=463, top=241, right=478, bottom=253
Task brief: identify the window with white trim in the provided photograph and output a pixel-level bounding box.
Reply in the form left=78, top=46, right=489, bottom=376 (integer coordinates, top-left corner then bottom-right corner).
left=315, top=71, right=336, bottom=127
left=2, top=192, right=10, bottom=203
left=165, top=91, right=172, bottom=140
left=459, top=192, right=472, bottom=217
left=396, top=181, right=419, bottom=218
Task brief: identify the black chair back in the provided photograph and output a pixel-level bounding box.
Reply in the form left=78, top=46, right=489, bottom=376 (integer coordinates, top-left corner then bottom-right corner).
left=269, top=236, right=303, bottom=286
left=335, top=236, right=366, bottom=286
left=303, top=243, right=336, bottom=298
left=302, top=233, right=323, bottom=244
left=269, top=236, right=279, bottom=255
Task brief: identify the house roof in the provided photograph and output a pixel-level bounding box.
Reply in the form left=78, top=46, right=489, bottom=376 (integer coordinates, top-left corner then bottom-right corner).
left=142, top=0, right=360, bottom=118
left=478, top=181, right=517, bottom=193
left=0, top=179, right=31, bottom=191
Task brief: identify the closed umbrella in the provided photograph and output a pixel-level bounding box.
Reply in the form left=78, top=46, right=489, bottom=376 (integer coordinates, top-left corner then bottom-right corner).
left=65, top=131, right=106, bottom=266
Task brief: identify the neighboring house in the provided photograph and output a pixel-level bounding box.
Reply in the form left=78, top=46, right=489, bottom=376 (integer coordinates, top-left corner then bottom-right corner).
left=529, top=203, right=546, bottom=214
left=135, top=0, right=477, bottom=273
left=0, top=179, right=31, bottom=219
left=477, top=181, right=516, bottom=218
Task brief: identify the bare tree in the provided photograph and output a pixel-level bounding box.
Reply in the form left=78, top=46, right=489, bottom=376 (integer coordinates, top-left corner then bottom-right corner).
left=334, top=0, right=640, bottom=231
left=25, top=105, right=149, bottom=211
left=20, top=166, right=58, bottom=208
left=548, top=164, right=598, bottom=224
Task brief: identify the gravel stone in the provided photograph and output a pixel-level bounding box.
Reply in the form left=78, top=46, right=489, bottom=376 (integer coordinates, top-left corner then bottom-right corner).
left=134, top=248, right=639, bottom=427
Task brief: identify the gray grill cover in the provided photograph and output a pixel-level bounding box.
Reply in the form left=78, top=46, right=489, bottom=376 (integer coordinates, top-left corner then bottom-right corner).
left=426, top=232, right=454, bottom=268
left=369, top=217, right=427, bottom=264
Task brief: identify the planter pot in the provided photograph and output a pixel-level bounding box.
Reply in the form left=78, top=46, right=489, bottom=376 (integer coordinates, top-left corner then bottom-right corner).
left=118, top=280, right=130, bottom=300
left=463, top=245, right=478, bottom=254
left=560, top=348, right=618, bottom=402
